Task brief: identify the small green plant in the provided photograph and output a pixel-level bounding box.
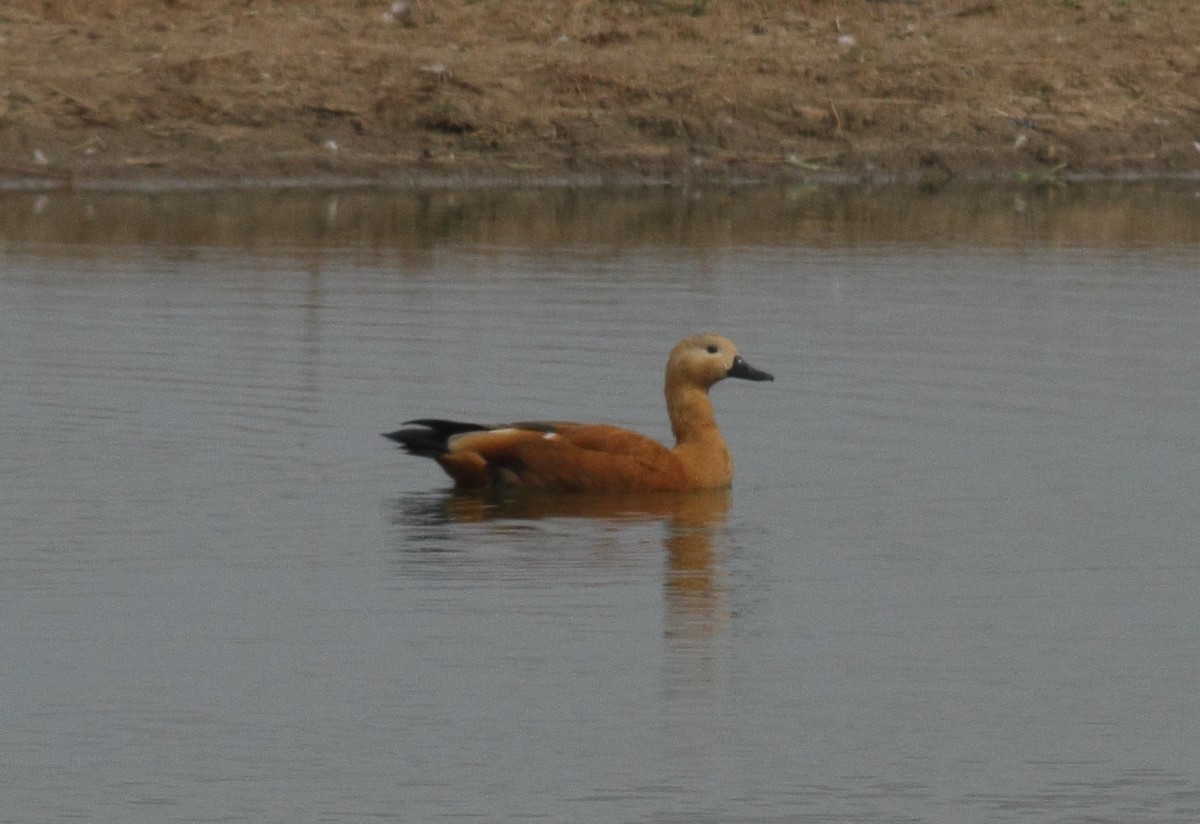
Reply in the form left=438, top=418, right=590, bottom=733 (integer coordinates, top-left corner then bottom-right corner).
left=1017, top=165, right=1066, bottom=187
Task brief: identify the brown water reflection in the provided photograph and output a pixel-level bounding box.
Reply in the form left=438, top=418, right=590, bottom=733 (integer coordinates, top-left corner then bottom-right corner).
left=3, top=181, right=1199, bottom=257
left=396, top=488, right=732, bottom=636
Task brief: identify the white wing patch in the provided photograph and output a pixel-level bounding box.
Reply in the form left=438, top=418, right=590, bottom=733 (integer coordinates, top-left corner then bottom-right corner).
left=448, top=427, right=518, bottom=449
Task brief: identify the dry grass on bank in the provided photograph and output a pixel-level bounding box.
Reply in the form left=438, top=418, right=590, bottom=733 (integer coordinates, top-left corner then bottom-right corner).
left=2, top=1, right=1198, bottom=184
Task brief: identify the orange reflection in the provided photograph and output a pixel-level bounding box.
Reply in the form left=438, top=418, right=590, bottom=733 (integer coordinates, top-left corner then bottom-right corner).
left=402, top=487, right=732, bottom=637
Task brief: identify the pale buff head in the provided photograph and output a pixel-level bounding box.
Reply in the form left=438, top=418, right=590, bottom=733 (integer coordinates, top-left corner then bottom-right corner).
left=665, top=333, right=773, bottom=390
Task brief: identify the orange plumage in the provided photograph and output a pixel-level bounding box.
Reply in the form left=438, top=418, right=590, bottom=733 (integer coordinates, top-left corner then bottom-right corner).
left=385, top=334, right=773, bottom=492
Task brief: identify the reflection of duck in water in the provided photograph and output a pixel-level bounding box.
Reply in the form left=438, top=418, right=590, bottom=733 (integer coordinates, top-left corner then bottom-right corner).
left=415, top=486, right=732, bottom=526
left=385, top=334, right=772, bottom=492
left=396, top=487, right=731, bottom=622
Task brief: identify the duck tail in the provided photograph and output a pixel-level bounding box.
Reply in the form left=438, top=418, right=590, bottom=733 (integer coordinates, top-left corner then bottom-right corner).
left=383, top=419, right=489, bottom=458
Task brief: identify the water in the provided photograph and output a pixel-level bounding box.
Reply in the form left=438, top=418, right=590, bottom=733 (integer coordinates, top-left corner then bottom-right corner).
left=2, top=184, right=1200, bottom=822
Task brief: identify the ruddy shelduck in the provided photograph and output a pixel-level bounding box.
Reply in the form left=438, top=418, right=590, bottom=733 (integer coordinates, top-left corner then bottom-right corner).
left=385, top=334, right=773, bottom=492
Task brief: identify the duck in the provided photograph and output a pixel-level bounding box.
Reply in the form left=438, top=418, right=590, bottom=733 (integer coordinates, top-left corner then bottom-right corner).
left=384, top=333, right=773, bottom=492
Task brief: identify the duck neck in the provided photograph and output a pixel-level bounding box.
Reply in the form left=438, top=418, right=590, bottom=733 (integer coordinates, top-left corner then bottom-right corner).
left=666, top=380, right=724, bottom=448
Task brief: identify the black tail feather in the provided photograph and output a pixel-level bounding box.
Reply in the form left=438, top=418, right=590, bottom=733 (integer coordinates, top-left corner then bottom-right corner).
left=383, top=419, right=489, bottom=458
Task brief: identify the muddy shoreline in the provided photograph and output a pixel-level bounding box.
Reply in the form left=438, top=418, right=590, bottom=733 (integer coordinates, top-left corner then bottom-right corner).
left=3, top=1, right=1198, bottom=190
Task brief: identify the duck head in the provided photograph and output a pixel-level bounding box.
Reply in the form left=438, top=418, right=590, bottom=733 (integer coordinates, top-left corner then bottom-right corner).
left=665, top=333, right=774, bottom=390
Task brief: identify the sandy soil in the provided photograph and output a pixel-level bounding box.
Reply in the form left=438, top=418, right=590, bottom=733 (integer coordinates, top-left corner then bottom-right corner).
left=2, top=0, right=1198, bottom=188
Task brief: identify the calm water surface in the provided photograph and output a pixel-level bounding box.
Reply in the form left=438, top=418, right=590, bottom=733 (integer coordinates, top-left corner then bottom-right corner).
left=2, top=185, right=1200, bottom=823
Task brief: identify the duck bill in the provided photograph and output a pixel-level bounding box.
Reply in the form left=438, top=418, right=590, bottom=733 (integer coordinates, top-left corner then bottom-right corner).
left=727, top=355, right=774, bottom=382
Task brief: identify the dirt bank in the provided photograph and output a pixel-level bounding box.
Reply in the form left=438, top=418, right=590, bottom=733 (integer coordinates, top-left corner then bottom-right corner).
left=2, top=0, right=1198, bottom=188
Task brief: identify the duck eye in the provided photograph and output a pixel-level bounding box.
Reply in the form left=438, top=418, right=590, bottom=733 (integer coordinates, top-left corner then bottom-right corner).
left=705, top=344, right=719, bottom=354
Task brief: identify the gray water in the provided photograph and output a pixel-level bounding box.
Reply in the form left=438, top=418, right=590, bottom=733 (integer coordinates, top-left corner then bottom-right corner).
left=2, top=184, right=1199, bottom=823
